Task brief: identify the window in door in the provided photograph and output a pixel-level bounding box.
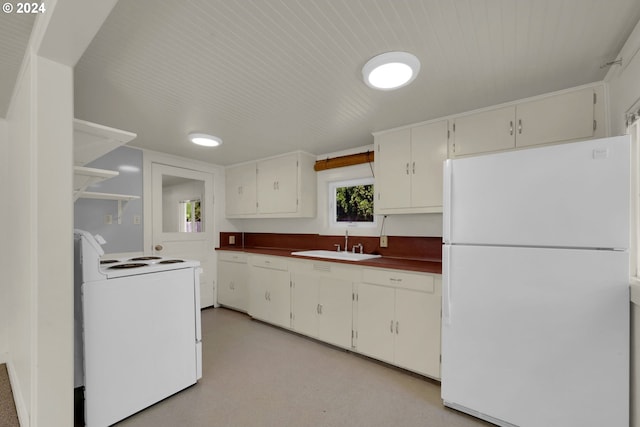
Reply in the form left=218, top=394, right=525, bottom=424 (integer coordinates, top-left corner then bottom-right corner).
left=179, top=199, right=201, bottom=233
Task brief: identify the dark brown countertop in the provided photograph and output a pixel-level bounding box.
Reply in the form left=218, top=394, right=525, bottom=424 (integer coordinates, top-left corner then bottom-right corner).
left=216, top=246, right=442, bottom=274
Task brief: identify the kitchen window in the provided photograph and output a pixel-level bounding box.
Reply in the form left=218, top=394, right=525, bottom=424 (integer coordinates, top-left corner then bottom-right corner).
left=328, top=178, right=376, bottom=228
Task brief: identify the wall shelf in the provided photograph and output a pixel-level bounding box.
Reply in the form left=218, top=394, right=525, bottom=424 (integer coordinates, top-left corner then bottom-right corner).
left=74, top=118, right=137, bottom=166
left=73, top=120, right=139, bottom=224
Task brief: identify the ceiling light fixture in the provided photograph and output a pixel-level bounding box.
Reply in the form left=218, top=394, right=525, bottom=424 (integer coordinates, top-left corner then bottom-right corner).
left=362, top=51, right=420, bottom=90
left=188, top=132, right=222, bottom=147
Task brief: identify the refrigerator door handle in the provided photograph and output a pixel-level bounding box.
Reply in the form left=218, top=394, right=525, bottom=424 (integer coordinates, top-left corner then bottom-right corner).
left=443, top=159, right=453, bottom=243
left=442, top=245, right=451, bottom=326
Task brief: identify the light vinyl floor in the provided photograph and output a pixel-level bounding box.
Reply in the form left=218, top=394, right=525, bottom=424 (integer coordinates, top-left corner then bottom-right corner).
left=116, top=307, right=490, bottom=427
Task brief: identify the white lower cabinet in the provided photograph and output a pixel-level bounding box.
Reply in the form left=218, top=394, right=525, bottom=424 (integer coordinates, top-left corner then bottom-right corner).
left=217, top=251, right=249, bottom=312
left=290, top=261, right=359, bottom=349
left=248, top=256, right=291, bottom=329
left=221, top=252, right=441, bottom=379
left=356, top=268, right=441, bottom=379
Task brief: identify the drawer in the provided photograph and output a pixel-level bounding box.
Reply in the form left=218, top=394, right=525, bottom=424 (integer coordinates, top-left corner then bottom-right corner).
left=362, top=268, right=435, bottom=293
left=289, top=258, right=362, bottom=281
left=218, top=251, right=248, bottom=263
left=250, top=255, right=288, bottom=271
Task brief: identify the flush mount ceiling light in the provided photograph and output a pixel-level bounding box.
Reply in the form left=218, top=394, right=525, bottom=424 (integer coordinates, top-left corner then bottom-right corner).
left=362, top=51, right=420, bottom=90
left=188, top=132, right=222, bottom=147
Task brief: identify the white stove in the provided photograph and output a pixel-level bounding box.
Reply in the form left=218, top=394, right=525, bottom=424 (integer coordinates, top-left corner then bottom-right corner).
left=74, top=230, right=202, bottom=427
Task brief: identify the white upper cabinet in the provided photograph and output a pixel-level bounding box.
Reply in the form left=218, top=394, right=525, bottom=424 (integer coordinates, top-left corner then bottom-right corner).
left=225, top=163, right=257, bottom=216
left=450, top=85, right=604, bottom=157
left=225, top=151, right=316, bottom=218
left=257, top=154, right=299, bottom=214
left=375, top=120, right=448, bottom=214
left=514, top=87, right=597, bottom=148
left=450, top=106, right=516, bottom=156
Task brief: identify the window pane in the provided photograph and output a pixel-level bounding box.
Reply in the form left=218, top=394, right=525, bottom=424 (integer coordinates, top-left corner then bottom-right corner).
left=335, top=184, right=374, bottom=222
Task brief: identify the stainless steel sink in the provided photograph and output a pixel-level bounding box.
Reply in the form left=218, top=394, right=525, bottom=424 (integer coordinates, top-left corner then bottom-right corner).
left=291, top=250, right=381, bottom=262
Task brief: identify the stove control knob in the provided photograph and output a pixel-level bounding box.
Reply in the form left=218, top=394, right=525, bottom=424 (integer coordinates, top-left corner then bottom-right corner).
left=154, top=244, right=163, bottom=251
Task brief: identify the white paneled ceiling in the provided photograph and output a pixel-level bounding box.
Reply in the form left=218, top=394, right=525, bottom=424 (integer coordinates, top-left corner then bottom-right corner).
left=0, top=12, right=35, bottom=117
left=72, top=0, right=640, bottom=165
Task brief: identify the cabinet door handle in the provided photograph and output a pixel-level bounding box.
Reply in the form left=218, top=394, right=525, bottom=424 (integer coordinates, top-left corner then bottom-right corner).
left=412, top=161, right=415, bottom=174
left=509, top=121, right=513, bottom=136
left=317, top=304, right=320, bottom=314
left=395, top=321, right=399, bottom=334
left=406, top=163, right=410, bottom=175
left=390, top=320, right=394, bottom=333
left=518, top=119, right=523, bottom=134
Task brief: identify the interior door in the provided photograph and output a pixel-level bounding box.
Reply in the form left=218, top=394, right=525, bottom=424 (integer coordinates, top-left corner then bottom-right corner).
left=151, top=163, right=215, bottom=307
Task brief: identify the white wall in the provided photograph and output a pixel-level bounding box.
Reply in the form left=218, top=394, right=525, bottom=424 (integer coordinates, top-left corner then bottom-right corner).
left=6, top=55, right=35, bottom=424
left=606, top=18, right=640, bottom=136
left=3, top=1, right=119, bottom=426
left=235, top=145, right=443, bottom=237
left=6, top=52, right=75, bottom=427
left=0, top=118, right=7, bottom=359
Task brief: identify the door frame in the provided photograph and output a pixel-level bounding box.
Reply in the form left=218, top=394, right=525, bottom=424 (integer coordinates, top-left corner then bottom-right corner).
left=143, top=149, right=230, bottom=307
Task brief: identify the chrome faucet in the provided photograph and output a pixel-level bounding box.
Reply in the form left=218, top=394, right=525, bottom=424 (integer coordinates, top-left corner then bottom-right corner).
left=352, top=243, right=363, bottom=254
left=344, top=230, right=348, bottom=252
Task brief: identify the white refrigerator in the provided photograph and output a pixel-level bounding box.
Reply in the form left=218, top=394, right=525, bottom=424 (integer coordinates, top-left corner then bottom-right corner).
left=441, top=136, right=630, bottom=427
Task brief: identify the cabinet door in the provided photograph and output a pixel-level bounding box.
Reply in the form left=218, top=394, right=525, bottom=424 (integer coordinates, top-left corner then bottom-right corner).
left=410, top=120, right=448, bottom=209
left=394, top=287, right=441, bottom=378
left=218, top=260, right=249, bottom=312
left=318, top=277, right=353, bottom=349
left=267, top=269, right=292, bottom=329
left=249, top=266, right=290, bottom=328
left=248, top=270, right=270, bottom=323
left=257, top=155, right=298, bottom=214
left=225, top=163, right=257, bottom=215
left=356, top=283, right=395, bottom=364
left=451, top=106, right=516, bottom=156
left=515, top=88, right=594, bottom=148
left=375, top=128, right=411, bottom=211
left=291, top=272, right=320, bottom=338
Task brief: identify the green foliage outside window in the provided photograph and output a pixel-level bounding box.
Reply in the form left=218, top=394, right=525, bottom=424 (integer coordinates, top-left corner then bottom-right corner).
left=336, top=184, right=374, bottom=222
left=185, top=200, right=201, bottom=222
